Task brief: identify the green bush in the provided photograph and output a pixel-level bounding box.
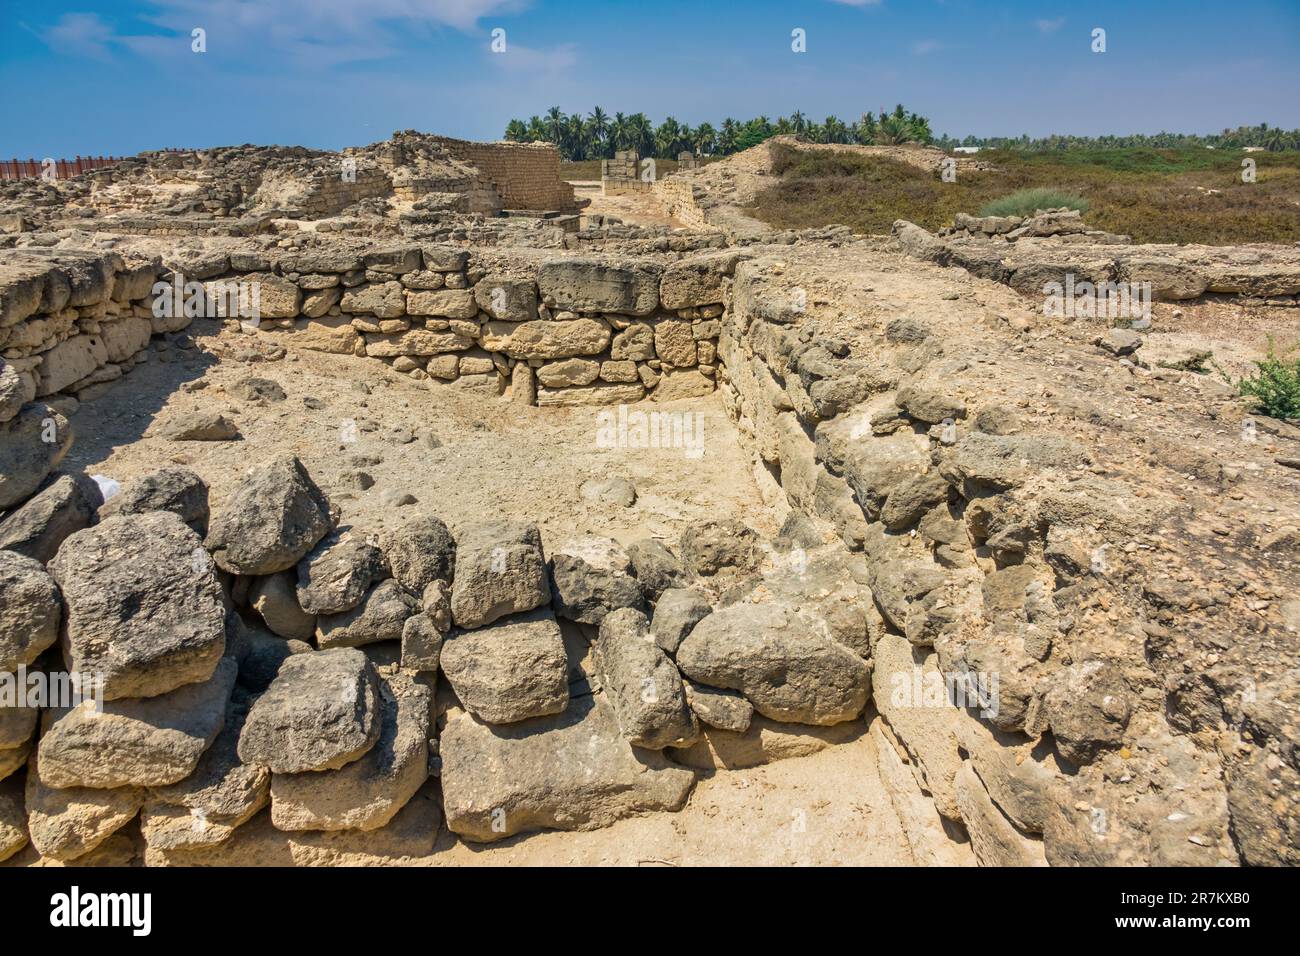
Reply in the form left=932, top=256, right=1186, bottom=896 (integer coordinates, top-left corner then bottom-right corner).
left=1239, top=341, right=1300, bottom=420
left=978, top=188, right=1090, bottom=217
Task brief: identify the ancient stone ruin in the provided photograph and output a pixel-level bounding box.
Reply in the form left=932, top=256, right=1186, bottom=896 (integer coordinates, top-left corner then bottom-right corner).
left=0, top=133, right=1296, bottom=868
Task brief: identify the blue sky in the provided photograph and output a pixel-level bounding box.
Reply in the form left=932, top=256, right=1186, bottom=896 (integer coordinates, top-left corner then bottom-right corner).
left=2, top=0, right=1298, bottom=156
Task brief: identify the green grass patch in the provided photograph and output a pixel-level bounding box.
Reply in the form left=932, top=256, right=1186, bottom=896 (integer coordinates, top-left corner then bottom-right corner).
left=1239, top=340, right=1300, bottom=420
left=978, top=188, right=1089, bottom=217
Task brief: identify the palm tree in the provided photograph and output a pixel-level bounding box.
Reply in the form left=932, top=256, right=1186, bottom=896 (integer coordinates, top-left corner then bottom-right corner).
left=609, top=112, right=627, bottom=152
left=587, top=107, right=610, bottom=158
left=693, top=122, right=717, bottom=156
left=790, top=110, right=808, bottom=134
left=655, top=116, right=685, bottom=158
left=525, top=116, right=545, bottom=142
left=545, top=106, right=565, bottom=145
left=718, top=118, right=739, bottom=154
left=626, top=113, right=654, bottom=158
left=504, top=119, right=527, bottom=142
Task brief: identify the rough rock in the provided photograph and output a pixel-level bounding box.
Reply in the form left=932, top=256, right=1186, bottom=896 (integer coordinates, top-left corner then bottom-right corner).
left=24, top=756, right=143, bottom=862
left=238, top=648, right=381, bottom=774
left=0, top=403, right=72, bottom=510
left=96, top=466, right=209, bottom=534
left=36, top=657, right=237, bottom=790
left=439, top=695, right=695, bottom=842
left=316, top=578, right=418, bottom=649
left=537, top=257, right=662, bottom=315
left=677, top=600, right=871, bottom=725
left=549, top=536, right=645, bottom=625
left=160, top=410, right=240, bottom=441
left=595, top=607, right=697, bottom=749
left=684, top=680, right=753, bottom=733
left=0, top=549, right=61, bottom=672
left=627, top=538, right=689, bottom=600
left=295, top=534, right=389, bottom=616
left=440, top=608, right=569, bottom=724
left=270, top=673, right=430, bottom=832
left=380, top=513, right=454, bottom=593
left=249, top=570, right=317, bottom=641
left=449, top=519, right=550, bottom=628
left=0, top=472, right=101, bottom=562
left=48, top=511, right=226, bottom=701
left=650, top=587, right=712, bottom=656
left=205, top=455, right=332, bottom=575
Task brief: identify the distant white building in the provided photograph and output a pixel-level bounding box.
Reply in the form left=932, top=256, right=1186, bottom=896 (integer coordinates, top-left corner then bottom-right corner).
left=952, top=146, right=982, bottom=153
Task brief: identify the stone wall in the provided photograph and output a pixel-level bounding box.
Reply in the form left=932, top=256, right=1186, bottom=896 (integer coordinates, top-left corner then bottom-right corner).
left=426, top=136, right=575, bottom=212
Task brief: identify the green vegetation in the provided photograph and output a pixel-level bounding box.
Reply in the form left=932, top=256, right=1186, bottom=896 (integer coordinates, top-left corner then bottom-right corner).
left=1239, top=341, right=1300, bottom=420
left=978, top=188, right=1089, bottom=217
left=935, top=123, right=1300, bottom=153
left=748, top=143, right=1300, bottom=244
left=504, top=105, right=932, bottom=161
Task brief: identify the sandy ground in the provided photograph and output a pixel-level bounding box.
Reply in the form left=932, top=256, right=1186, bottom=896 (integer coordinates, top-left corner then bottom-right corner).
left=42, top=318, right=929, bottom=867
left=571, top=180, right=684, bottom=229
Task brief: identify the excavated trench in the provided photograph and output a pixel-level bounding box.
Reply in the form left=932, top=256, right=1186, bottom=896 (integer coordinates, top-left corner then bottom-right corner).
left=3, top=235, right=1293, bottom=867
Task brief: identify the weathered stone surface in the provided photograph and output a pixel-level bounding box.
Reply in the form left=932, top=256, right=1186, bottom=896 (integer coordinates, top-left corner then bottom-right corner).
left=481, top=318, right=611, bottom=360
left=229, top=376, right=286, bottom=404
left=250, top=570, right=317, bottom=641
left=380, top=513, right=454, bottom=593
left=37, top=657, right=236, bottom=790
left=25, top=756, right=143, bottom=862
left=449, top=519, right=550, bottom=628
left=37, top=333, right=107, bottom=396
left=872, top=633, right=963, bottom=820
left=0, top=472, right=100, bottom=563
left=537, top=358, right=600, bottom=387
left=0, top=776, right=26, bottom=862
left=141, top=705, right=270, bottom=851
left=205, top=455, right=332, bottom=576
left=953, top=761, right=1048, bottom=866
left=341, top=281, right=405, bottom=318
left=954, top=714, right=1060, bottom=834
left=549, top=536, right=645, bottom=625
left=96, top=466, right=209, bottom=534
left=473, top=274, right=538, bottom=321
left=405, top=289, right=477, bottom=319
left=683, top=680, right=753, bottom=733
left=0, top=705, right=38, bottom=756
left=627, top=538, right=689, bottom=600
left=611, top=322, right=655, bottom=361
left=679, top=518, right=759, bottom=577
left=440, top=695, right=695, bottom=842
left=659, top=250, right=743, bottom=310
left=0, top=403, right=72, bottom=510
left=400, top=611, right=443, bottom=672
left=537, top=382, right=644, bottom=406
left=270, top=673, right=430, bottom=832
left=668, top=714, right=861, bottom=771
left=653, top=368, right=714, bottom=401
left=677, top=601, right=871, bottom=725
left=650, top=587, right=712, bottom=655
left=0, top=550, right=61, bottom=672
left=653, top=319, right=696, bottom=366
left=317, top=578, right=418, bottom=649
left=537, top=258, right=662, bottom=316
left=595, top=607, right=697, bottom=749
left=440, top=608, right=569, bottom=724
left=238, top=648, right=381, bottom=774
left=0, top=363, right=33, bottom=424
left=295, top=534, right=389, bottom=616
left=939, top=433, right=1089, bottom=496
left=49, top=511, right=226, bottom=701
left=160, top=410, right=240, bottom=441
left=363, top=328, right=475, bottom=356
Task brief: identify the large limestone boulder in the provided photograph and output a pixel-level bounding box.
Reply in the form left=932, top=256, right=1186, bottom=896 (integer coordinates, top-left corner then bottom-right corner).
left=953, top=761, right=1048, bottom=867
left=536, top=257, right=662, bottom=315
left=479, top=318, right=611, bottom=360
left=24, top=756, right=143, bottom=862
left=440, top=608, right=569, bottom=724
left=549, top=536, right=644, bottom=625
left=595, top=608, right=697, bottom=750
left=650, top=587, right=712, bottom=656
left=269, top=673, right=430, bottom=831
left=0, top=403, right=72, bottom=510
left=659, top=250, right=746, bottom=309
left=677, top=600, right=872, bottom=725
left=237, top=648, right=381, bottom=774
left=249, top=570, right=317, bottom=641
left=450, top=520, right=550, bottom=628
left=36, top=657, right=236, bottom=790
left=36, top=333, right=107, bottom=396
left=295, top=534, right=389, bottom=616
left=440, top=695, right=695, bottom=842
left=0, top=472, right=101, bottom=563
left=0, top=550, right=61, bottom=672
left=48, top=511, right=226, bottom=701
left=316, top=578, right=418, bottom=649
left=473, top=274, right=538, bottom=322
left=205, top=455, right=332, bottom=576
left=96, top=466, right=209, bottom=535
left=140, top=705, right=270, bottom=851
left=380, top=514, right=455, bottom=592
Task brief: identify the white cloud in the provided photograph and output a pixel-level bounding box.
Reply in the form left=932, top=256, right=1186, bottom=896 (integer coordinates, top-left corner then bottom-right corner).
left=39, top=0, right=531, bottom=66
left=1036, top=17, right=1066, bottom=34
left=486, top=42, right=577, bottom=74
left=912, top=39, right=943, bottom=56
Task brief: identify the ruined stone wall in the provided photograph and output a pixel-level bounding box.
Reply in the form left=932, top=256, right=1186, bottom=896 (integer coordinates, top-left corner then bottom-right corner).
left=654, top=178, right=711, bottom=229
left=426, top=136, right=574, bottom=212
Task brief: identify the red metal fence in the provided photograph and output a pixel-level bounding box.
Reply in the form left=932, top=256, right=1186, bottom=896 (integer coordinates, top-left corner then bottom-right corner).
left=0, top=149, right=194, bottom=181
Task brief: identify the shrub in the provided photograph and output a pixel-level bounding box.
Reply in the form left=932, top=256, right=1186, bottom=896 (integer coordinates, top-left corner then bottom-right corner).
left=978, top=188, right=1089, bottom=217
left=1239, top=340, right=1300, bottom=420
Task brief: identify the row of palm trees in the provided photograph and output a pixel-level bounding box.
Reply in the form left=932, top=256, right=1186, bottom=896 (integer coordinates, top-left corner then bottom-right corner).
left=933, top=123, right=1300, bottom=152
left=503, top=105, right=934, bottom=160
